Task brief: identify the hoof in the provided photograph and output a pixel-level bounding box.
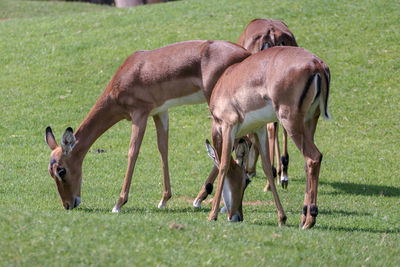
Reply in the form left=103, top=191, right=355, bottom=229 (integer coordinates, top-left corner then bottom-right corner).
left=280, top=175, right=288, bottom=189
left=278, top=214, right=287, bottom=227
left=193, top=198, right=202, bottom=208
left=112, top=206, right=120, bottom=213
left=208, top=215, right=218, bottom=221
left=302, top=216, right=316, bottom=229
left=228, top=214, right=242, bottom=222
left=220, top=206, right=227, bottom=214
left=114, top=197, right=127, bottom=213
left=299, top=214, right=307, bottom=228
left=208, top=209, right=219, bottom=221
left=158, top=200, right=167, bottom=209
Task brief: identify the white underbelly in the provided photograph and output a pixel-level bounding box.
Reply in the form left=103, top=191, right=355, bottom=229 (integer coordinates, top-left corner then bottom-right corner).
left=150, top=90, right=206, bottom=116
left=235, top=105, right=277, bottom=138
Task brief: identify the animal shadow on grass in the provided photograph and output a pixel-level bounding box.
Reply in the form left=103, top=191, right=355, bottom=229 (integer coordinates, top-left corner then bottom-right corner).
left=78, top=197, right=212, bottom=214
left=78, top=207, right=123, bottom=214
left=80, top=206, right=210, bottom=214
left=319, top=180, right=400, bottom=197
left=262, top=176, right=400, bottom=197
left=79, top=206, right=156, bottom=214
left=152, top=206, right=211, bottom=214
left=249, top=215, right=399, bottom=234
left=316, top=224, right=400, bottom=234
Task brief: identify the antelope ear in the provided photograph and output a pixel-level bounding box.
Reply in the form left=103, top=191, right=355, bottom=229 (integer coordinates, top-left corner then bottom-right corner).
left=61, top=127, right=76, bottom=155
left=45, top=126, right=58, bottom=150
left=235, top=138, right=249, bottom=169
left=205, top=139, right=219, bottom=169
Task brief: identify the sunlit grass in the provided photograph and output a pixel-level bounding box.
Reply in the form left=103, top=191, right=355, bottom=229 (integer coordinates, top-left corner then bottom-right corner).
left=0, top=0, right=399, bottom=265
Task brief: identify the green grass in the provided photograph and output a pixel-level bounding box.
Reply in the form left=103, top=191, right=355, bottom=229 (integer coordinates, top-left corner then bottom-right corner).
left=1, top=0, right=400, bottom=265
left=0, top=0, right=110, bottom=20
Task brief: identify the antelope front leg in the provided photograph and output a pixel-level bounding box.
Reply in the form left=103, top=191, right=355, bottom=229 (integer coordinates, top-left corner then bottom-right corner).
left=112, top=112, right=148, bottom=213
left=153, top=111, right=172, bottom=209
left=193, top=165, right=218, bottom=208
left=255, top=127, right=287, bottom=227
left=208, top=167, right=227, bottom=221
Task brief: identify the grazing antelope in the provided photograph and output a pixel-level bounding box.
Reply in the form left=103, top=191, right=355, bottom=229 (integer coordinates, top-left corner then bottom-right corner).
left=205, top=46, right=330, bottom=228
left=192, top=19, right=298, bottom=209
left=239, top=19, right=298, bottom=189
left=204, top=138, right=251, bottom=222
left=45, top=40, right=251, bottom=211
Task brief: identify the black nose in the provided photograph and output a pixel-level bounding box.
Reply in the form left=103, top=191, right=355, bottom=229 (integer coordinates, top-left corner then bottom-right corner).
left=74, top=197, right=81, bottom=208
left=64, top=202, right=70, bottom=210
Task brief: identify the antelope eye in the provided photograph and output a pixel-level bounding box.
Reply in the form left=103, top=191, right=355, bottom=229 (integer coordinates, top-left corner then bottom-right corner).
left=56, top=167, right=67, bottom=178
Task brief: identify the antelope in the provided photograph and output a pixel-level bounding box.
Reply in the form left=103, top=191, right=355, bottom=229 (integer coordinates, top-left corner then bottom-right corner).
left=192, top=19, right=298, bottom=209
left=45, top=40, right=251, bottom=211
left=239, top=19, right=298, bottom=189
left=205, top=46, right=330, bottom=228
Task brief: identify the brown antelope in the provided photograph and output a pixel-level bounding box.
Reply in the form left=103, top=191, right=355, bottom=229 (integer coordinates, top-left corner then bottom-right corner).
left=45, top=40, right=251, bottom=211
left=204, top=138, right=251, bottom=222
left=239, top=19, right=298, bottom=189
left=205, top=46, right=330, bottom=228
left=192, top=19, right=298, bottom=209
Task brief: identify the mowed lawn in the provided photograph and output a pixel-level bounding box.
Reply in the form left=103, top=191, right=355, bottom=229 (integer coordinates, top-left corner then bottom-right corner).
left=1, top=0, right=399, bottom=265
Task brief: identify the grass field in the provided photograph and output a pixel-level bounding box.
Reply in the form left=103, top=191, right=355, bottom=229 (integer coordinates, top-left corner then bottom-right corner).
left=1, top=0, right=399, bottom=265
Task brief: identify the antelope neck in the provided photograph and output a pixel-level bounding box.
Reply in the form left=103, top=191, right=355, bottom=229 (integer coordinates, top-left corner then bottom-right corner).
left=72, top=95, right=124, bottom=160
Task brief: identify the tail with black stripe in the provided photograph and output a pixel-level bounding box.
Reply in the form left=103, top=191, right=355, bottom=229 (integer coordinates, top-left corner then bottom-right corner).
left=320, top=67, right=331, bottom=120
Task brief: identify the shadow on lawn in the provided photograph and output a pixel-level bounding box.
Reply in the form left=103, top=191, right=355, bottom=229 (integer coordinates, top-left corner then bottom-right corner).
left=276, top=176, right=400, bottom=197
left=316, top=224, right=400, bottom=234
left=78, top=206, right=398, bottom=234
left=251, top=220, right=399, bottom=234
left=78, top=207, right=117, bottom=213
left=319, top=180, right=400, bottom=197
left=78, top=206, right=211, bottom=214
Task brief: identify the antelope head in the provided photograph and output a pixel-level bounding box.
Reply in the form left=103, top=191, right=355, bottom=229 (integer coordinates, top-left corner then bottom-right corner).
left=45, top=127, right=82, bottom=210
left=206, top=139, right=251, bottom=222
left=238, top=19, right=298, bottom=54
